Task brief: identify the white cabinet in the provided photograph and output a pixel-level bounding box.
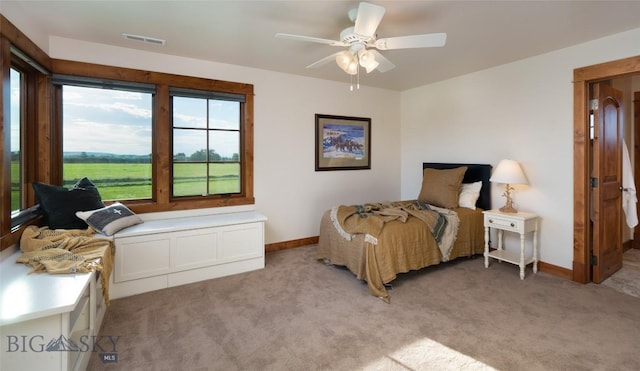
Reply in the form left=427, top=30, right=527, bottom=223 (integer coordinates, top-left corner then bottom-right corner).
left=110, top=211, right=267, bottom=299
left=1, top=251, right=107, bottom=371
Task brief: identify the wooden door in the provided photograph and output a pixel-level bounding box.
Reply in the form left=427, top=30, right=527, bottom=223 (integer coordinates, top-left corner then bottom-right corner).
left=591, top=83, right=623, bottom=283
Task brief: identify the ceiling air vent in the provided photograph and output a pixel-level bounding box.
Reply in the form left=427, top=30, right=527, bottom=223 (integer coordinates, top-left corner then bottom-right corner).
left=122, top=33, right=166, bottom=46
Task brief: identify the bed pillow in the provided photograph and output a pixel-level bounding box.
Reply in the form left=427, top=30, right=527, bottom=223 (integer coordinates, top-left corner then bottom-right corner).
left=76, top=202, right=143, bottom=236
left=459, top=181, right=483, bottom=210
left=417, top=166, right=467, bottom=209
left=32, top=177, right=105, bottom=230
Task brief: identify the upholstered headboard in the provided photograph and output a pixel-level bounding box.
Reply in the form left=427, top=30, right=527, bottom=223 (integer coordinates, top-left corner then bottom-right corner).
left=422, top=162, right=492, bottom=210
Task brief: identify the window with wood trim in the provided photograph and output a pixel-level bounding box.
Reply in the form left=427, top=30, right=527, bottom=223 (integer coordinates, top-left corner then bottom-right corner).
left=49, top=67, right=254, bottom=211
left=1, top=28, right=254, bottom=252
left=9, top=67, right=23, bottom=214
left=54, top=78, right=155, bottom=201
left=171, top=88, right=243, bottom=198
left=2, top=53, right=47, bottom=247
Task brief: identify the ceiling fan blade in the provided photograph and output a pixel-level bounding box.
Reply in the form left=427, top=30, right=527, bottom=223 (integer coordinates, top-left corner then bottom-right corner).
left=275, top=33, right=345, bottom=46
left=369, top=50, right=395, bottom=73
left=353, top=2, right=386, bottom=38
left=306, top=52, right=343, bottom=69
left=375, top=33, right=447, bottom=50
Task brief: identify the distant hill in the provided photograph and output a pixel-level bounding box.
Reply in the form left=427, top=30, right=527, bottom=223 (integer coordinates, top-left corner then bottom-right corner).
left=64, top=151, right=149, bottom=158
left=64, top=152, right=151, bottom=163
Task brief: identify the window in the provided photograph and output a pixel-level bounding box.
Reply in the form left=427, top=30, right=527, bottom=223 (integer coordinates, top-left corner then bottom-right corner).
left=9, top=67, right=23, bottom=214
left=59, top=83, right=154, bottom=201
left=8, top=56, right=42, bottom=228
left=1, top=21, right=254, bottom=251
left=171, top=89, right=243, bottom=198
left=49, top=68, right=254, bottom=211
left=1, top=42, right=49, bottom=248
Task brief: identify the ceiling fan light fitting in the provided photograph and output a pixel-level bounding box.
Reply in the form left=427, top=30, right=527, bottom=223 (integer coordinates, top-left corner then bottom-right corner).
left=335, top=50, right=354, bottom=71
left=358, top=49, right=374, bottom=65
left=346, top=60, right=359, bottom=75
left=364, top=60, right=379, bottom=73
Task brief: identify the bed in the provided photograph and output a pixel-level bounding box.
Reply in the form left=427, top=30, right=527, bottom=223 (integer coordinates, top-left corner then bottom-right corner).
left=316, top=163, right=492, bottom=303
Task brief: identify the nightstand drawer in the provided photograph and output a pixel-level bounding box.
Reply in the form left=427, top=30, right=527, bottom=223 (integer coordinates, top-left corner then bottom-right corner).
left=485, top=215, right=520, bottom=232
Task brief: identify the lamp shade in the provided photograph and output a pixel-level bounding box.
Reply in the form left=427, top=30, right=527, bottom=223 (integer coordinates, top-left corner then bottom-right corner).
left=490, top=159, right=528, bottom=185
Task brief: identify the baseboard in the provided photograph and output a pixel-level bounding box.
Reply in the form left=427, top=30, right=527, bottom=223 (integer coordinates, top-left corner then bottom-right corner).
left=265, top=236, right=319, bottom=253
left=539, top=261, right=573, bottom=280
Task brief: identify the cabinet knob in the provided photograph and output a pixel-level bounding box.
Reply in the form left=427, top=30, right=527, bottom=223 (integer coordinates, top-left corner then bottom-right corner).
left=510, top=222, right=515, bottom=227
left=489, top=219, right=493, bottom=223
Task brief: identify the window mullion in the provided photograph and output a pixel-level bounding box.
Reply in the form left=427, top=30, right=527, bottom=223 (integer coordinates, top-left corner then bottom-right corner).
left=206, top=98, right=211, bottom=196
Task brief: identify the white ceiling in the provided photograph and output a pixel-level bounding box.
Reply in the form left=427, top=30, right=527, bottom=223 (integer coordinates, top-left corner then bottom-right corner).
left=3, top=0, right=640, bottom=91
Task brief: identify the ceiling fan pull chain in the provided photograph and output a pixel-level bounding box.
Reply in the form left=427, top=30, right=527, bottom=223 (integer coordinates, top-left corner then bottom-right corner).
left=356, top=52, right=360, bottom=90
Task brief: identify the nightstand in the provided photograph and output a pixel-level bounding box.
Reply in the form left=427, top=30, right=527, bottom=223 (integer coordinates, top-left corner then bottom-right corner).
left=483, top=209, right=539, bottom=279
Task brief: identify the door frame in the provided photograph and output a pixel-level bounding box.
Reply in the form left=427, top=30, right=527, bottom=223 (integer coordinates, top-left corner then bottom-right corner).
left=573, top=55, right=640, bottom=283
left=634, top=91, right=640, bottom=249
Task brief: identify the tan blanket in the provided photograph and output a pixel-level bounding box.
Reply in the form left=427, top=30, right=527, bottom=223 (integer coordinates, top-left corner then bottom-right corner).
left=17, top=226, right=115, bottom=305
left=331, top=201, right=459, bottom=260
left=327, top=201, right=463, bottom=303
left=318, top=206, right=484, bottom=303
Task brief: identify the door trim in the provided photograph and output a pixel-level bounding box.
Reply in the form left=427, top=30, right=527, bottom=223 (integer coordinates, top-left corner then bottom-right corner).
left=573, top=55, right=640, bottom=283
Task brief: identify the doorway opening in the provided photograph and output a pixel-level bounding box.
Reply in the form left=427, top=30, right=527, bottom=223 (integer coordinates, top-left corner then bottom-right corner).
left=573, top=55, right=640, bottom=284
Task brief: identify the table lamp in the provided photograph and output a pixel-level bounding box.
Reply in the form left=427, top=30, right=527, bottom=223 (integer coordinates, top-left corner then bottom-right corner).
left=490, top=159, right=528, bottom=213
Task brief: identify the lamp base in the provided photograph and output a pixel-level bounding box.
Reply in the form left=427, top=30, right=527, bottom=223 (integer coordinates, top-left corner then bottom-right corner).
left=499, top=183, right=518, bottom=213
left=499, top=204, right=518, bottom=213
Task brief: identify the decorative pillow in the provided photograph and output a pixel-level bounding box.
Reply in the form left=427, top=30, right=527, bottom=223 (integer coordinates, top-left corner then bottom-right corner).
left=32, top=177, right=105, bottom=230
left=76, top=202, right=143, bottom=236
left=417, top=166, right=467, bottom=209
left=459, top=181, right=483, bottom=210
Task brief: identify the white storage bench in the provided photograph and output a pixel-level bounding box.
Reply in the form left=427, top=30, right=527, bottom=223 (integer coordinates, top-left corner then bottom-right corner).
left=109, top=210, right=267, bottom=299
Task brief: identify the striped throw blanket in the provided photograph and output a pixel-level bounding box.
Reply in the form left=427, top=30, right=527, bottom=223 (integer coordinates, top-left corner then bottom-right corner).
left=17, top=225, right=115, bottom=305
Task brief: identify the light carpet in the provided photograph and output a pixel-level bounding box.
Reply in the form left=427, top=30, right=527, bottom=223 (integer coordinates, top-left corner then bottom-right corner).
left=89, top=245, right=640, bottom=371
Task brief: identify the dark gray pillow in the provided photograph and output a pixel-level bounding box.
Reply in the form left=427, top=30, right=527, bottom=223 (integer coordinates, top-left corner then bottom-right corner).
left=32, top=177, right=105, bottom=230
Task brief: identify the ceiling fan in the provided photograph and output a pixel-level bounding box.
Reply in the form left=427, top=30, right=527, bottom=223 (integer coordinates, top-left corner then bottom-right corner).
left=275, top=2, right=446, bottom=77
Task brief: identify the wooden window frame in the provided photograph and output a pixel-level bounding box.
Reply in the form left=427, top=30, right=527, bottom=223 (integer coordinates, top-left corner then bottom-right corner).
left=0, top=16, right=52, bottom=250
left=0, top=15, right=254, bottom=251
left=50, top=61, right=255, bottom=215
left=170, top=92, right=244, bottom=199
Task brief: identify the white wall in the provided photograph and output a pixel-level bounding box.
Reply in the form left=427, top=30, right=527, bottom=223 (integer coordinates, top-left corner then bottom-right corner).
left=46, top=37, right=402, bottom=245
left=401, top=27, right=640, bottom=269
left=8, top=10, right=640, bottom=270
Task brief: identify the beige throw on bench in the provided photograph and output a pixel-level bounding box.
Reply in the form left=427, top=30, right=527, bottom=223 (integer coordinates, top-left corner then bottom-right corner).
left=17, top=225, right=115, bottom=305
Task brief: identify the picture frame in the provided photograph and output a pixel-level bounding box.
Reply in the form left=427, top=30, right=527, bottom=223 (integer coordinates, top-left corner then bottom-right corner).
left=315, top=114, right=371, bottom=171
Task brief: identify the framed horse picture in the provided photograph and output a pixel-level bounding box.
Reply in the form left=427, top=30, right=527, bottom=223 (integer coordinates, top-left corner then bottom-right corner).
left=315, top=114, right=371, bottom=171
